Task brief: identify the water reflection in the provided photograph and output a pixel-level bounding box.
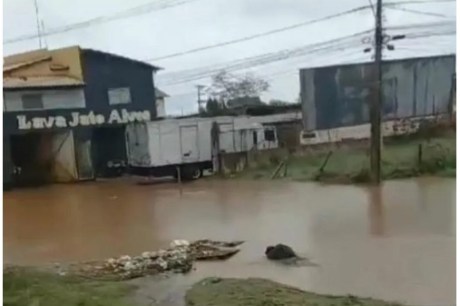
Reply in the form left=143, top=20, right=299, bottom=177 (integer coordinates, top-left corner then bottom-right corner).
left=368, top=186, right=385, bottom=236
left=4, top=178, right=456, bottom=306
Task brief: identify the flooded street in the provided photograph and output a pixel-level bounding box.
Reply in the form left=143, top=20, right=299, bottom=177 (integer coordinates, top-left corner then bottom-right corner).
left=4, top=178, right=455, bottom=306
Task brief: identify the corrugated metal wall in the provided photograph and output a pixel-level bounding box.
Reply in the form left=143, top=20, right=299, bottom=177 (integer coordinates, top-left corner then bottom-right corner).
left=300, top=55, right=456, bottom=130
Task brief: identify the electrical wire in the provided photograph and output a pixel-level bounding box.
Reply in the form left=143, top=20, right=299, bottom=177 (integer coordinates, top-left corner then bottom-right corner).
left=146, top=5, right=372, bottom=62
left=159, top=21, right=454, bottom=84
left=4, top=0, right=200, bottom=44
left=148, top=0, right=455, bottom=62
left=367, top=0, right=376, bottom=17
left=384, top=0, right=455, bottom=5
left=159, top=30, right=372, bottom=80
left=161, top=41, right=372, bottom=85
left=159, top=28, right=455, bottom=86
left=385, top=6, right=455, bottom=18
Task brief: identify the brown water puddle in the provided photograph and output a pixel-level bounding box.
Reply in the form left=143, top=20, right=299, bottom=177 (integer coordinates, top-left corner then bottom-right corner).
left=4, top=177, right=455, bottom=306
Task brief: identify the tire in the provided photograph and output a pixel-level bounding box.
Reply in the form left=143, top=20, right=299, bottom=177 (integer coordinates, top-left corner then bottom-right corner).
left=182, top=165, right=202, bottom=180
left=190, top=167, right=202, bottom=180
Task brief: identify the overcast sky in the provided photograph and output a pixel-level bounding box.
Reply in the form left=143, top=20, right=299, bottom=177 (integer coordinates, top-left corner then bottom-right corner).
left=3, top=0, right=456, bottom=115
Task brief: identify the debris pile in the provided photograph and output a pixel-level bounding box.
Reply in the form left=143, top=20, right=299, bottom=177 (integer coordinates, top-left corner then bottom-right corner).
left=190, top=239, right=244, bottom=261
left=66, top=239, right=243, bottom=280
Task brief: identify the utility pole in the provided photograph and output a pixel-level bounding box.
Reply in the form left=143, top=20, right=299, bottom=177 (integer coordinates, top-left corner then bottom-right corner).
left=33, top=0, right=43, bottom=48
left=370, top=0, right=383, bottom=184
left=196, top=85, right=205, bottom=113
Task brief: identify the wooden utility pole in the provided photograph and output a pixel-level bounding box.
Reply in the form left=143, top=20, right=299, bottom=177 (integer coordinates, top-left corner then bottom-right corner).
left=370, top=0, right=383, bottom=184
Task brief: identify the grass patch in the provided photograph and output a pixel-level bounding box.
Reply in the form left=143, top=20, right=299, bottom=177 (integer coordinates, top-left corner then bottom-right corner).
left=4, top=267, right=136, bottom=306
left=186, top=278, right=409, bottom=306
left=228, top=135, right=456, bottom=184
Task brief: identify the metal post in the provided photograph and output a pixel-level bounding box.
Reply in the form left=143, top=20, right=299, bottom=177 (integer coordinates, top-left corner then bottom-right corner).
left=370, top=0, right=383, bottom=184
left=33, top=0, right=42, bottom=48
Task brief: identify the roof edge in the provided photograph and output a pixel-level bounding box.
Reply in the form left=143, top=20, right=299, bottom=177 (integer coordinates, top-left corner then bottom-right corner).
left=299, top=53, right=456, bottom=71
left=82, top=48, right=161, bottom=70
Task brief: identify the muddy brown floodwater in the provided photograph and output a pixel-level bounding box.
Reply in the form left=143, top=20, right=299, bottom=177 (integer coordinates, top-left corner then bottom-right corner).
left=4, top=177, right=456, bottom=306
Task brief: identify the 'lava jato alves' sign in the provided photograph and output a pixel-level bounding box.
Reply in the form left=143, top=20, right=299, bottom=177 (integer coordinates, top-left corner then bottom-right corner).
left=17, top=109, right=151, bottom=130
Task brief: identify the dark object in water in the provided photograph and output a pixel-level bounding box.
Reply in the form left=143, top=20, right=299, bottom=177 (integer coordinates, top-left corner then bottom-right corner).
left=265, top=244, right=297, bottom=260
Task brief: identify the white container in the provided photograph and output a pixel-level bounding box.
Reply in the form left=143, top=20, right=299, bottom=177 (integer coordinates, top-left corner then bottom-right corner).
left=126, top=117, right=278, bottom=179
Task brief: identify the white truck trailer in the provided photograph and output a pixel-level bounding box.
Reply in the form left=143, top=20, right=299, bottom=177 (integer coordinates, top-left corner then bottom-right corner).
left=125, top=117, right=278, bottom=180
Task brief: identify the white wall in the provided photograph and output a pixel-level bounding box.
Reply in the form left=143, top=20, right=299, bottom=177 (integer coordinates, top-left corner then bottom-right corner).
left=4, top=88, right=86, bottom=112
left=299, top=116, right=439, bottom=146
left=156, top=98, right=166, bottom=117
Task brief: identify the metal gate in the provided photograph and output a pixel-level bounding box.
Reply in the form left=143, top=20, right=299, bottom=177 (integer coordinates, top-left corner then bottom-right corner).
left=51, top=130, right=79, bottom=182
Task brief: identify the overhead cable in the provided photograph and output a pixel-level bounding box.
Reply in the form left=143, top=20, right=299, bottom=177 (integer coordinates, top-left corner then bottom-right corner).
left=146, top=5, right=372, bottom=62
left=4, top=0, right=199, bottom=44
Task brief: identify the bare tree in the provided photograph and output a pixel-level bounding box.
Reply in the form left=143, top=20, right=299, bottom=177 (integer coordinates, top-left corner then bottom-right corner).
left=206, top=70, right=270, bottom=105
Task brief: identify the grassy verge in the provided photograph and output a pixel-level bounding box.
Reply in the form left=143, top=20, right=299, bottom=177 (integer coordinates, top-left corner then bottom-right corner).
left=4, top=267, right=136, bottom=306
left=230, top=134, right=455, bottom=184
left=186, top=278, right=409, bottom=306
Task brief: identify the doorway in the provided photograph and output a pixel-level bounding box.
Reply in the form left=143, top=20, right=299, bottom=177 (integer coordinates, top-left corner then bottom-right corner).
left=92, top=126, right=127, bottom=177
left=10, top=130, right=78, bottom=187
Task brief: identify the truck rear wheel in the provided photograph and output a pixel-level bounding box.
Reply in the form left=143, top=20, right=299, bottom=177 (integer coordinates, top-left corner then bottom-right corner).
left=181, top=165, right=202, bottom=180
left=190, top=167, right=202, bottom=179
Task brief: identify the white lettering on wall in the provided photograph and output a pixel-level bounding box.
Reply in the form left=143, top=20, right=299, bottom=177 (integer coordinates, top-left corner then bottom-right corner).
left=17, top=115, right=32, bottom=130
left=16, top=109, right=151, bottom=130
left=108, top=109, right=123, bottom=124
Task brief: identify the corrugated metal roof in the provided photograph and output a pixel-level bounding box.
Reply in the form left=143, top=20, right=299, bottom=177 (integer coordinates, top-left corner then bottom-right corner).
left=4, top=75, right=84, bottom=89
left=3, top=56, right=52, bottom=73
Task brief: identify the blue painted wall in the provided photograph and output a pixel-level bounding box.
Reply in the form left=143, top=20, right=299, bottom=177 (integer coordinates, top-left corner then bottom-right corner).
left=81, top=49, right=157, bottom=115
left=300, top=55, right=456, bottom=130
left=80, top=49, right=157, bottom=176
left=3, top=49, right=158, bottom=185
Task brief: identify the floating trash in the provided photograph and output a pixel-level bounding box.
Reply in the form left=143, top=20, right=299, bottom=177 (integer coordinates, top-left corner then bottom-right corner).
left=64, top=239, right=244, bottom=280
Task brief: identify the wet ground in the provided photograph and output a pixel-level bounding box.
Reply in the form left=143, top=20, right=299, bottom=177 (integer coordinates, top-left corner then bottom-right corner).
left=4, top=177, right=456, bottom=306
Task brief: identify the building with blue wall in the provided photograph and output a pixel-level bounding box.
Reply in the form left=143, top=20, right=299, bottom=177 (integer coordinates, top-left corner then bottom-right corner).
left=299, top=55, right=456, bottom=131
left=3, top=46, right=159, bottom=188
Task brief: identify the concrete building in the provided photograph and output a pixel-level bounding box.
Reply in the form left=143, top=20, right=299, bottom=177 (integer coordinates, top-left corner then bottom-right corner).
left=299, top=55, right=456, bottom=131
left=3, top=46, right=159, bottom=188
left=155, top=88, right=169, bottom=118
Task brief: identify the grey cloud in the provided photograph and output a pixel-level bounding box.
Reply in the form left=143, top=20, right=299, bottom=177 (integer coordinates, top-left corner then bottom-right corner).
left=3, top=0, right=456, bottom=115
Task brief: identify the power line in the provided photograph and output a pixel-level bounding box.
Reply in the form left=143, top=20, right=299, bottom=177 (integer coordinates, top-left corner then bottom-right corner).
left=385, top=6, right=454, bottom=18
left=262, top=48, right=369, bottom=80
left=159, top=20, right=454, bottom=83
left=160, top=37, right=372, bottom=85
left=159, top=28, right=455, bottom=86
left=384, top=0, right=455, bottom=5
left=162, top=40, right=366, bottom=83
left=160, top=29, right=373, bottom=77
left=367, top=0, right=376, bottom=17
left=145, top=0, right=455, bottom=62
left=146, top=5, right=372, bottom=61
left=385, top=20, right=454, bottom=30
left=4, top=0, right=200, bottom=44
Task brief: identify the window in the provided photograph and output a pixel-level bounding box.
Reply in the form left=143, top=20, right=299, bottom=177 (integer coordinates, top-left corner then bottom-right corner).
left=22, top=94, right=44, bottom=110
left=252, top=131, right=258, bottom=145
left=264, top=129, right=275, bottom=141
left=108, top=87, right=131, bottom=105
